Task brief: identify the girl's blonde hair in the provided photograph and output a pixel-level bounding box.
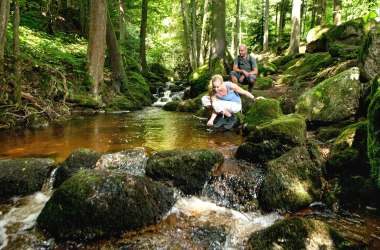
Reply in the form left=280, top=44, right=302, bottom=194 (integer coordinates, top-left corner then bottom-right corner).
left=208, top=74, right=224, bottom=95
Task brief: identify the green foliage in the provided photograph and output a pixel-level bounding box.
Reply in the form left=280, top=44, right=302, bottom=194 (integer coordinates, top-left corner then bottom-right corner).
left=368, top=83, right=380, bottom=188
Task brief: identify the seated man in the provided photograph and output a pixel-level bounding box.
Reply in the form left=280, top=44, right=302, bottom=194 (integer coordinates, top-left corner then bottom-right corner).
left=230, top=44, right=258, bottom=93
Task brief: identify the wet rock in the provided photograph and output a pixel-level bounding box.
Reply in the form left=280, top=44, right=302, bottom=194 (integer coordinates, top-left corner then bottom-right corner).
left=236, top=114, right=306, bottom=164
left=53, top=148, right=101, bottom=188
left=190, top=226, right=226, bottom=249
left=37, top=169, right=174, bottom=241
left=258, top=147, right=322, bottom=212
left=0, top=158, right=54, bottom=201
left=359, top=24, right=380, bottom=81
left=145, top=149, right=224, bottom=195
left=248, top=217, right=356, bottom=249
left=306, top=25, right=331, bottom=53
left=94, top=148, right=147, bottom=176
left=244, top=98, right=283, bottom=130
left=296, top=67, right=361, bottom=124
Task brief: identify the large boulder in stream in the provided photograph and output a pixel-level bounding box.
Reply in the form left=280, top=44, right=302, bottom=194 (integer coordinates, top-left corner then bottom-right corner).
left=258, top=147, right=322, bottom=212
left=53, top=148, right=101, bottom=188
left=295, top=67, right=361, bottom=125
left=145, top=149, right=224, bottom=195
left=236, top=114, right=307, bottom=164
left=0, top=158, right=54, bottom=201
left=37, top=169, right=174, bottom=241
left=248, top=217, right=355, bottom=249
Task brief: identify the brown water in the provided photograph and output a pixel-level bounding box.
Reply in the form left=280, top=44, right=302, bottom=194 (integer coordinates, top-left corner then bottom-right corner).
left=0, top=107, right=244, bottom=162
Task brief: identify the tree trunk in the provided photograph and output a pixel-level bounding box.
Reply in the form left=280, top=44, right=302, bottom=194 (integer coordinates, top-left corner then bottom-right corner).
left=233, top=0, right=240, bottom=56
left=80, top=0, right=90, bottom=38
left=139, top=0, right=148, bottom=73
left=310, top=0, right=316, bottom=28
left=198, top=0, right=209, bottom=66
left=288, top=0, right=301, bottom=54
left=278, top=0, right=288, bottom=43
left=263, top=0, right=269, bottom=51
left=87, top=0, right=107, bottom=100
left=333, top=0, right=342, bottom=25
left=0, top=0, right=10, bottom=74
left=191, top=0, right=198, bottom=69
left=181, top=0, right=194, bottom=70
left=13, top=0, right=21, bottom=107
left=119, top=0, right=126, bottom=40
left=275, top=2, right=278, bottom=40
left=315, top=0, right=326, bottom=25
left=209, top=0, right=225, bottom=75
left=58, top=0, right=67, bottom=12
left=106, top=11, right=127, bottom=94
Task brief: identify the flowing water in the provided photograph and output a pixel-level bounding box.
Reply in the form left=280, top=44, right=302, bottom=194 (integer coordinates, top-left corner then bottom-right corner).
left=0, top=107, right=379, bottom=249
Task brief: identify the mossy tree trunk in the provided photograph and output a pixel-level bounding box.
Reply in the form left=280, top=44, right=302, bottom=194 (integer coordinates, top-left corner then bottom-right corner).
left=278, top=0, right=289, bottom=43
left=288, top=0, right=301, bottom=54
left=13, top=0, right=21, bottom=107
left=315, top=0, right=326, bottom=25
left=87, top=0, right=107, bottom=100
left=0, top=0, right=10, bottom=75
left=181, top=0, right=194, bottom=71
left=106, top=10, right=127, bottom=94
left=263, top=0, right=269, bottom=52
left=139, top=0, right=148, bottom=73
left=209, top=0, right=226, bottom=75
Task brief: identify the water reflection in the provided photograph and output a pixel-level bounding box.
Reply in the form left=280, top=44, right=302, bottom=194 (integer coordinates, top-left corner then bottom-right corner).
left=0, top=107, right=245, bottom=162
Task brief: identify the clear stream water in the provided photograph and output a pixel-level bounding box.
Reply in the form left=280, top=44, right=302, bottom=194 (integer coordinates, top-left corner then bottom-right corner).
left=0, top=107, right=379, bottom=249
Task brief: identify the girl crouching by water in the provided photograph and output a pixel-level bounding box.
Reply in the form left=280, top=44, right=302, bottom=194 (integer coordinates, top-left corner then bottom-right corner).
left=201, top=74, right=256, bottom=129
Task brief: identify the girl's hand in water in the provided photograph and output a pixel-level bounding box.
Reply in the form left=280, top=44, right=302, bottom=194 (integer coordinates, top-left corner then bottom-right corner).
left=207, top=119, right=214, bottom=126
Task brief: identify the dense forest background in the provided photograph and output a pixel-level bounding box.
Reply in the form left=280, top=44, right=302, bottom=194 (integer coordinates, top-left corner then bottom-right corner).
left=0, top=0, right=379, bottom=128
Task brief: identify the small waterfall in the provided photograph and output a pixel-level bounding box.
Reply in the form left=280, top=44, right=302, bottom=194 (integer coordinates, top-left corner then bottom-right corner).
left=152, top=81, right=188, bottom=107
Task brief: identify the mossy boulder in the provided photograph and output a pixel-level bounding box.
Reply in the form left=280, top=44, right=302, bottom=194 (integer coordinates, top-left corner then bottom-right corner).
left=145, top=149, right=224, bottom=195
left=257, top=61, right=278, bottom=76
left=68, top=94, right=102, bottom=108
left=278, top=53, right=336, bottom=86
left=306, top=25, right=331, bottom=53
left=326, top=122, right=370, bottom=178
left=106, top=96, right=135, bottom=111
left=53, top=148, right=101, bottom=188
left=248, top=217, right=355, bottom=249
left=368, top=84, right=380, bottom=188
left=37, top=169, right=174, bottom=241
left=326, top=18, right=365, bottom=47
left=125, top=71, right=153, bottom=108
left=163, top=97, right=202, bottom=112
left=358, top=24, right=380, bottom=81
left=244, top=98, right=283, bottom=129
left=313, top=59, right=357, bottom=84
left=236, top=114, right=307, bottom=163
left=254, top=77, right=273, bottom=90
left=295, top=67, right=361, bottom=124
left=271, top=54, right=302, bottom=70
left=189, top=63, right=211, bottom=98
left=0, top=158, right=54, bottom=201
left=258, top=147, right=322, bottom=212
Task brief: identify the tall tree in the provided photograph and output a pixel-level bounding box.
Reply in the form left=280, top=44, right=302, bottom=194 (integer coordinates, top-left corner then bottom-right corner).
left=0, top=0, right=10, bottom=74
left=333, top=0, right=342, bottom=25
left=119, top=0, right=127, bottom=40
left=191, top=0, right=198, bottom=69
left=315, top=0, right=326, bottom=25
left=139, top=0, right=148, bottom=73
left=106, top=11, right=127, bottom=94
left=181, top=0, right=194, bottom=70
left=13, top=0, right=21, bottom=107
left=233, top=0, right=240, bottom=56
left=288, top=0, right=301, bottom=54
left=209, top=0, right=226, bottom=75
left=87, top=0, right=107, bottom=99
left=80, top=0, right=90, bottom=37
left=198, top=0, right=209, bottom=66
left=278, top=0, right=289, bottom=43
left=263, top=0, right=270, bottom=51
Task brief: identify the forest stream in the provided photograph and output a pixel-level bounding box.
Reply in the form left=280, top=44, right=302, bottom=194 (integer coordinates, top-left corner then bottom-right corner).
left=0, top=108, right=380, bottom=249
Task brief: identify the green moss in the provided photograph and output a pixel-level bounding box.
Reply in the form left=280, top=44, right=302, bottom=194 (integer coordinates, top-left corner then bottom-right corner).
left=257, top=61, right=278, bottom=76
left=328, top=43, right=359, bottom=59
left=68, top=94, right=102, bottom=108
left=245, top=98, right=283, bottom=127
left=189, top=63, right=211, bottom=98
left=271, top=54, right=301, bottom=68
left=124, top=71, right=153, bottom=108
left=105, top=96, right=135, bottom=111
left=327, top=18, right=364, bottom=42
left=368, top=85, right=380, bottom=188
left=254, top=77, right=273, bottom=90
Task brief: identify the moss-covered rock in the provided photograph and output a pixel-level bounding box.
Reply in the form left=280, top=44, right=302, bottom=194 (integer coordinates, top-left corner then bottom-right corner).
left=106, top=96, right=135, bottom=111
left=313, top=59, right=357, bottom=84
left=189, top=64, right=211, bottom=98
left=37, top=169, right=174, bottom=241
left=327, top=122, right=370, bottom=178
left=296, top=67, right=361, bottom=124
left=257, top=61, right=278, bottom=76
left=326, top=18, right=365, bottom=47
left=244, top=98, right=283, bottom=128
left=305, top=25, right=331, bottom=53
left=145, top=149, right=224, bottom=195
left=248, top=217, right=355, bottom=249
left=68, top=94, right=102, bottom=108
left=271, top=53, right=302, bottom=69
left=163, top=96, right=202, bottom=112
left=278, top=53, right=336, bottom=86
left=125, top=71, right=153, bottom=108
left=368, top=84, right=380, bottom=188
left=254, top=77, right=273, bottom=90
left=53, top=148, right=101, bottom=188
left=358, top=23, right=380, bottom=81
left=0, top=158, right=54, bottom=201
left=236, top=114, right=306, bottom=163
left=258, top=147, right=322, bottom=212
